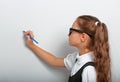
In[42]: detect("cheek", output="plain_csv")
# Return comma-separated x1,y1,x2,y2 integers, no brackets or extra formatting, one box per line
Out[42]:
69,34,80,46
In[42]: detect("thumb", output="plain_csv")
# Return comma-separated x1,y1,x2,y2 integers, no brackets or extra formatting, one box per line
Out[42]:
26,35,33,42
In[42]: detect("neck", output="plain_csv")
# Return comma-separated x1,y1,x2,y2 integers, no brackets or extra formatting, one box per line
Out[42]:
78,48,91,56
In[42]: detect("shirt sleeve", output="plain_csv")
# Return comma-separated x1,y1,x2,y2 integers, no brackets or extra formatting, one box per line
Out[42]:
64,52,77,71
82,66,96,82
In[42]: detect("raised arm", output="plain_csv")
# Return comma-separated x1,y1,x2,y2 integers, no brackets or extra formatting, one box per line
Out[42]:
24,30,65,67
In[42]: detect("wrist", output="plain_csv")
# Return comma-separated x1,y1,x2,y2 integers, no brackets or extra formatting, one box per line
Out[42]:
27,42,36,49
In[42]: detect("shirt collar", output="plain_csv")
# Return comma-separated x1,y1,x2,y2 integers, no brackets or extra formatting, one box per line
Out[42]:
76,51,95,64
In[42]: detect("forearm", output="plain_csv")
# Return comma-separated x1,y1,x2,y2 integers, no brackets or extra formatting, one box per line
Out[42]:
29,44,63,66
24,30,65,67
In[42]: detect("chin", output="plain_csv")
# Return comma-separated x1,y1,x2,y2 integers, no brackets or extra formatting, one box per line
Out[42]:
69,42,75,46
69,40,77,46
69,41,72,45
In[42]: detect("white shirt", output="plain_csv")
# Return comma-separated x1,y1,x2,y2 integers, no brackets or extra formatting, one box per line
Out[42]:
64,51,96,82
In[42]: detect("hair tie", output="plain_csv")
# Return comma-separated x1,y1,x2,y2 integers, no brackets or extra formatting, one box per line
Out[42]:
95,21,99,26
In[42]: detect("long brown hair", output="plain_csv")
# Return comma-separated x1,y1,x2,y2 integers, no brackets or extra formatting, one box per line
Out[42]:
76,15,111,82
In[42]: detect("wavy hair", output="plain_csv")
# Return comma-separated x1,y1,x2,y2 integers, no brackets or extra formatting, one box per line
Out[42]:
76,15,111,82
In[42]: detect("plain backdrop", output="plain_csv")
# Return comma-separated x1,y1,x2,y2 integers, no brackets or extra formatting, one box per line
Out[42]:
0,0,120,82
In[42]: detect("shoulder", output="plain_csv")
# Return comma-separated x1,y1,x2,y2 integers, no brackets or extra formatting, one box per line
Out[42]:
64,52,78,71
82,66,96,82
65,52,78,60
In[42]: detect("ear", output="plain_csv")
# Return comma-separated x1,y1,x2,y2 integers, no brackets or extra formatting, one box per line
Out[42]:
81,33,86,42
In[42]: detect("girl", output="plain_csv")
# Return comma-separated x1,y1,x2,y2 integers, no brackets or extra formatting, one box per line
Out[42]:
24,15,111,82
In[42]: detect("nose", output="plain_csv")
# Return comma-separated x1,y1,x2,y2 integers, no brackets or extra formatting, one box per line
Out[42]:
68,34,70,37
68,31,72,36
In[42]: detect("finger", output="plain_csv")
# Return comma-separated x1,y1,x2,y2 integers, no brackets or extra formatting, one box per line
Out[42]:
26,35,34,45
29,30,34,37
26,35,30,40
25,30,34,38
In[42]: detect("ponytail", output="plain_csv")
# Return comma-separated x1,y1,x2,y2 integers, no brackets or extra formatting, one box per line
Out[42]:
94,22,111,82
76,15,111,82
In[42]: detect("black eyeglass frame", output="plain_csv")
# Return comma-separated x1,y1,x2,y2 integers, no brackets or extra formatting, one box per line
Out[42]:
69,28,93,38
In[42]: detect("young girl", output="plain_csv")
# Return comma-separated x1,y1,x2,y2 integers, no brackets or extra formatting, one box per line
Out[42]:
24,15,111,82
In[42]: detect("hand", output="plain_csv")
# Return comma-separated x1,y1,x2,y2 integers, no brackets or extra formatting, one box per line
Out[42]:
24,30,35,48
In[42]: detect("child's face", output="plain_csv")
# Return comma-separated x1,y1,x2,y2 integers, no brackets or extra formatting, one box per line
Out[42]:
68,21,82,47
68,20,91,49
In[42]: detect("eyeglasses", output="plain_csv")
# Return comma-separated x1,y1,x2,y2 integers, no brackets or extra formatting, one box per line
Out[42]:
69,28,93,38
